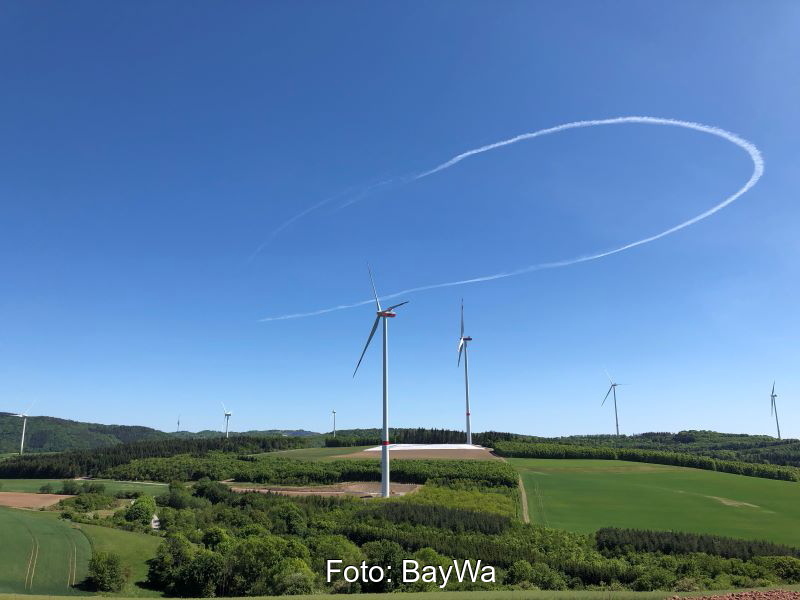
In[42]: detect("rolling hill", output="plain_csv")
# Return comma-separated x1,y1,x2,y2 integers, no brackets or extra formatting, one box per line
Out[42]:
0,413,317,454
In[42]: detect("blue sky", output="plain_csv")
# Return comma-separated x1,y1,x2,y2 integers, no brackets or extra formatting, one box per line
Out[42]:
1,1,799,438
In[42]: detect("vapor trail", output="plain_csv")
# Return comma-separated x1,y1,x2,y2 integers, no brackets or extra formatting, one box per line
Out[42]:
260,117,764,321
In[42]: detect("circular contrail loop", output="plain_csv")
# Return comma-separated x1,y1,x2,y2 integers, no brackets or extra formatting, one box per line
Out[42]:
261,117,763,321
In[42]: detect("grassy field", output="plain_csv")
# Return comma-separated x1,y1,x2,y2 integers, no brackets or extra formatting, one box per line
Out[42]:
0,507,90,595
510,458,800,545
269,445,372,460
78,522,162,597
2,584,799,600
0,478,168,496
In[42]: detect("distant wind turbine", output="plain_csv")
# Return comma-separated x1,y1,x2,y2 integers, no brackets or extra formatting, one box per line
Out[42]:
177,415,181,433
14,400,37,455
602,371,624,436
770,382,781,440
457,300,474,445
353,266,409,498
332,409,337,438
221,403,232,438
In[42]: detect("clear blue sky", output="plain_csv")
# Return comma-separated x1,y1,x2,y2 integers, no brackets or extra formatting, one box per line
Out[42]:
1,1,799,438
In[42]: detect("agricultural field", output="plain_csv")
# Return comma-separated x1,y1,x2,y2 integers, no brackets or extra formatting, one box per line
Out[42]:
0,507,90,595
77,522,162,597
269,445,371,460
510,458,800,546
0,478,167,496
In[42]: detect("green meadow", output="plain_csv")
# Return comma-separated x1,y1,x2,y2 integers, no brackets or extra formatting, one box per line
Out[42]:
0,507,90,595
269,445,372,460
510,458,800,546
77,522,162,596
0,478,167,496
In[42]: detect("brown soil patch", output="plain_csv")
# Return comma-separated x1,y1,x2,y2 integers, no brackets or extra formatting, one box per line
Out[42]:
348,447,500,461
670,591,800,600
230,482,420,498
0,492,70,509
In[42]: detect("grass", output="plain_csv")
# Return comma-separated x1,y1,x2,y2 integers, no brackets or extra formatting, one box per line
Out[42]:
268,445,372,461
2,584,799,600
0,507,91,595
510,458,800,546
0,478,168,496
77,522,162,597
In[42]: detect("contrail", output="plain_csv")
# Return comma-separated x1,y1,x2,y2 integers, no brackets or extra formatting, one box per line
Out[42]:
260,117,764,321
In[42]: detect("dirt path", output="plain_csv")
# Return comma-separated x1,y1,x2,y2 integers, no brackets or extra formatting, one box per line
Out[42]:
517,475,530,524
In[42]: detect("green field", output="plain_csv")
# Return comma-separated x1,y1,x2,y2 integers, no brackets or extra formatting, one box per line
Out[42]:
270,445,372,460
0,507,91,594
510,458,800,545
78,522,162,597
0,479,168,496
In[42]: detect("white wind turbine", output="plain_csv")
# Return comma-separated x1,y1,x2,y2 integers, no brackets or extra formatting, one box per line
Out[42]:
14,400,37,455
457,300,474,445
332,409,337,438
602,370,625,436
221,403,232,438
770,382,781,440
353,266,409,498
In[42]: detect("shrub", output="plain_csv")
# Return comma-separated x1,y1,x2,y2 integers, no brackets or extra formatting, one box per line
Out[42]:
87,551,126,592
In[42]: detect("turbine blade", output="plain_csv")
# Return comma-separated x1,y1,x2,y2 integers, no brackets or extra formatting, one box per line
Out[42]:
602,386,613,406
367,264,381,311
458,339,464,366
221,401,228,413
772,381,775,396
353,316,381,377
386,300,409,311
460,299,465,338
604,369,613,384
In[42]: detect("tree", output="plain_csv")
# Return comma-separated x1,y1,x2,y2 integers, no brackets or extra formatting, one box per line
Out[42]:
38,483,54,494
88,551,126,592
268,558,315,595
125,495,157,525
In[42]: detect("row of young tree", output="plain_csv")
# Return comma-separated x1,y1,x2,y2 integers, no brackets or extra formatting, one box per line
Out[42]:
595,527,800,561
493,441,800,482
101,454,520,487
324,428,522,447
0,435,308,478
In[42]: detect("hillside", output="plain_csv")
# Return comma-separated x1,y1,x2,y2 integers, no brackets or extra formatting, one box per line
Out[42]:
0,412,317,454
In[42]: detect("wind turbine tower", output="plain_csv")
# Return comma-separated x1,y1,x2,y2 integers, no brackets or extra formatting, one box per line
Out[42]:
14,401,36,455
332,409,337,438
177,415,181,433
221,403,232,438
457,300,474,445
602,371,623,436
14,413,29,455
353,266,408,498
770,382,782,440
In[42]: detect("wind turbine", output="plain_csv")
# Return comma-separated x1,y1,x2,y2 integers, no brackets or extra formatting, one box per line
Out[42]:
457,299,474,445
332,409,337,438
770,382,781,440
177,415,181,433
602,371,623,436
14,400,36,455
353,266,408,498
221,403,232,438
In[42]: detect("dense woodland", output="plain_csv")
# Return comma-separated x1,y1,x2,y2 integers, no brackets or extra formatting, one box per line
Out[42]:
0,436,307,478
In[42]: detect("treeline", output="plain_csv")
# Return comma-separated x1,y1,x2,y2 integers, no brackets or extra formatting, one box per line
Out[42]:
102,454,520,487
324,428,523,447
363,502,512,535
596,528,800,561
494,441,800,482
0,435,309,478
